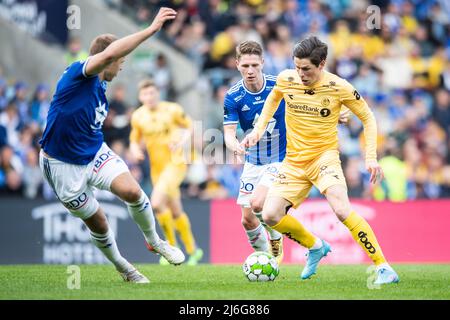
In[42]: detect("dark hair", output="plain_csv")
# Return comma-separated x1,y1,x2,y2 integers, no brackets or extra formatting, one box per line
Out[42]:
89,33,118,55
235,41,263,60
293,36,328,67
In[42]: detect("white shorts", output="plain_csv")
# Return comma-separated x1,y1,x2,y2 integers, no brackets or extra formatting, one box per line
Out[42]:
39,143,129,220
237,162,281,208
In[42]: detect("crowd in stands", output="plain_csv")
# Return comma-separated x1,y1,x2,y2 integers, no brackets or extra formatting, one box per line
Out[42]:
1,0,449,202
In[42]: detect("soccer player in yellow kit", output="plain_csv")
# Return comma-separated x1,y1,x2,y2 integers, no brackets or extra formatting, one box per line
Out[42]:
130,79,203,265
243,36,399,284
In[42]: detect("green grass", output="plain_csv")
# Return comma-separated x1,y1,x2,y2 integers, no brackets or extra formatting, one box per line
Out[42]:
0,264,449,300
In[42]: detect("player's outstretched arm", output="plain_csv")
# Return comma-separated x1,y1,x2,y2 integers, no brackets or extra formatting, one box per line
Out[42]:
242,89,282,148
341,85,382,184
351,109,382,183
85,7,177,76
224,124,246,156
129,111,145,162
129,142,145,162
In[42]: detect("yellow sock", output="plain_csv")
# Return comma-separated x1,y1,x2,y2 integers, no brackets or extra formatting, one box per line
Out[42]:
342,211,387,266
272,215,316,249
156,209,177,247
174,213,196,255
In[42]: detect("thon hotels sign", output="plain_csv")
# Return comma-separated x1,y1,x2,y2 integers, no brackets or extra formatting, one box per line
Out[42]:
31,202,128,264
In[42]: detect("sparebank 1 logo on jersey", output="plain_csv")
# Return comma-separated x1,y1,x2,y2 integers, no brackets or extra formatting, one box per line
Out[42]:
32,202,128,264
288,201,375,264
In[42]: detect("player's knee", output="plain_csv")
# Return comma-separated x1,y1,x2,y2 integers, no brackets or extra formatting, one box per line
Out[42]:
330,202,350,221
326,188,351,221
249,197,264,213
150,198,163,212
262,209,280,227
95,224,109,235
241,215,257,230
84,211,109,234
121,186,142,203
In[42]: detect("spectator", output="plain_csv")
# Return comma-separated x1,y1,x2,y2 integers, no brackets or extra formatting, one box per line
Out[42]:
375,137,408,202
64,36,88,66
440,62,450,91
0,78,7,111
432,89,450,135
103,84,130,146
263,38,293,76
0,101,22,147
208,24,240,68
150,53,173,100
1,0,448,201
413,26,435,58
0,145,23,195
175,20,210,69
428,47,447,88
281,0,303,40
12,81,30,123
352,63,381,99
30,83,50,130
22,148,42,199
0,124,6,149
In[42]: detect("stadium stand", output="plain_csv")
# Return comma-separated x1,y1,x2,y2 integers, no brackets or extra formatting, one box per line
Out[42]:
0,0,449,201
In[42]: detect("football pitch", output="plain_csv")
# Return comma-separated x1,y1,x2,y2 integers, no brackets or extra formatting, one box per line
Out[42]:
1,264,449,300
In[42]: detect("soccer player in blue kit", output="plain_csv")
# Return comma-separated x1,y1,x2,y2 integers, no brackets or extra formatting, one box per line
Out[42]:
224,41,350,277
39,8,184,283
223,41,286,263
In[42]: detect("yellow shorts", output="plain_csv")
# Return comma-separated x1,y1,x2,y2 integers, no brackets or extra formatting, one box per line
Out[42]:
268,150,347,208
151,164,187,199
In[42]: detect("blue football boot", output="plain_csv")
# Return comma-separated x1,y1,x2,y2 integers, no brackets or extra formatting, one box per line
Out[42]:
301,240,331,280
374,267,400,285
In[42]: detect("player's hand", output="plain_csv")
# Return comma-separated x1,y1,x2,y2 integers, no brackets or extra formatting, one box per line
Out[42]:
149,7,177,32
232,144,246,164
130,144,145,162
240,131,260,149
234,144,246,156
169,141,182,152
366,159,384,184
338,108,351,124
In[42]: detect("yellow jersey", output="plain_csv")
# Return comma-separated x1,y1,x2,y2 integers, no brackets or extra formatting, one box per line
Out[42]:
130,101,192,171
254,70,377,164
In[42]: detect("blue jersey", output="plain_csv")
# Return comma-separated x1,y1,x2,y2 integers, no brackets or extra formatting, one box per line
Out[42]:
223,74,286,165
40,59,109,165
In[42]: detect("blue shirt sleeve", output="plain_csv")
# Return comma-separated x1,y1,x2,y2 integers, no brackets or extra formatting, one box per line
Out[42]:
67,58,92,81
56,59,94,93
223,92,239,125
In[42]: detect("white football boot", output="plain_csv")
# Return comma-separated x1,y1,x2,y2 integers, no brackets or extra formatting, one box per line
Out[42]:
120,268,150,283
146,240,185,265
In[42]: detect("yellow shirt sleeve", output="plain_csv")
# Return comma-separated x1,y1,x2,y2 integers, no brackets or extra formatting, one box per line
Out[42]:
254,74,284,137
129,110,142,144
172,104,192,129
340,81,377,161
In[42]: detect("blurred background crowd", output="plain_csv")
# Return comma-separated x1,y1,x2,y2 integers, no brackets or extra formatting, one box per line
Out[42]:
0,0,449,202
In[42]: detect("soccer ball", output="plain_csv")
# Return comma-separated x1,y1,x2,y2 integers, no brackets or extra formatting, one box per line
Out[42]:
242,251,279,282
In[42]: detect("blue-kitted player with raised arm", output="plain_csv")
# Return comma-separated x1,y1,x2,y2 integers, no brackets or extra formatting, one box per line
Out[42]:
39,7,185,283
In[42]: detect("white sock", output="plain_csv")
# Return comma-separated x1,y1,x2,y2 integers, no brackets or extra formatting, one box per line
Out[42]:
254,211,282,240
90,230,132,273
126,191,161,246
246,224,269,252
310,238,323,250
